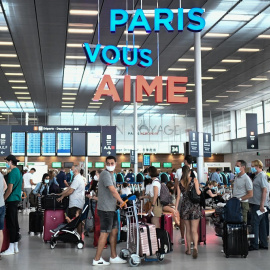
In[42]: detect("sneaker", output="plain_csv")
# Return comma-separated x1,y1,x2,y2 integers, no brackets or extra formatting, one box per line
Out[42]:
178,238,185,245
92,257,110,266
14,243,19,254
109,256,127,264
1,248,15,256
22,210,26,215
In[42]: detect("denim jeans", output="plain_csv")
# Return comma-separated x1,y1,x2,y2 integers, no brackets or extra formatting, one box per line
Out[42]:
250,204,268,249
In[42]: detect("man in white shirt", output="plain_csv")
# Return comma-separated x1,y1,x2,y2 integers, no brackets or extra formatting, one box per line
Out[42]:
22,168,36,214
58,166,85,236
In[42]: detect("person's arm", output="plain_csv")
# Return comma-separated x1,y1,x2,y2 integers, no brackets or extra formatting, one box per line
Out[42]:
241,190,253,201
3,179,7,191
108,185,125,206
149,185,159,214
33,183,41,195
194,178,201,195
174,177,179,194
53,177,59,186
30,179,36,186
22,179,24,190
57,187,74,202
260,187,267,212
207,189,217,198
175,185,181,210
4,183,13,201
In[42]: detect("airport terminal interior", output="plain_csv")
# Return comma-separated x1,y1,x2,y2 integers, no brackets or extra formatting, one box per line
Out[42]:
1,0,270,269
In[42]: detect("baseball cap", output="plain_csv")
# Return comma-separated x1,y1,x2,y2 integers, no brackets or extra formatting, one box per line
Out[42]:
5,155,20,163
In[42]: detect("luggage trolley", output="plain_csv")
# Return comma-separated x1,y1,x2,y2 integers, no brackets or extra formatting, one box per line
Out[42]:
120,198,164,267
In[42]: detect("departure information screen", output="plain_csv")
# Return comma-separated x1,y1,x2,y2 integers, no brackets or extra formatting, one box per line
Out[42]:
57,133,71,156
143,155,150,166
42,133,56,156
87,133,101,156
27,133,41,156
11,132,25,156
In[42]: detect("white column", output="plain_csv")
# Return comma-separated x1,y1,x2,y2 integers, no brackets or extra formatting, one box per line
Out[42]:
25,112,29,167
85,156,89,183
194,32,204,182
133,83,138,175
230,110,236,139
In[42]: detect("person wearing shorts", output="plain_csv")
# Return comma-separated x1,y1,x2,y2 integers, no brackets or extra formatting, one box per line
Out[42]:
0,172,7,259
93,156,127,266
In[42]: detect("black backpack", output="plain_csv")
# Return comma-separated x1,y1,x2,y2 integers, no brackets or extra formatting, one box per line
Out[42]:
116,173,124,183
224,197,243,223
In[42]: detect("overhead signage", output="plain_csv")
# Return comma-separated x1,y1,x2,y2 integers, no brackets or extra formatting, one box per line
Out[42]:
87,133,101,156
27,133,41,156
143,155,150,166
101,126,116,156
130,150,135,164
246,113,258,149
42,133,56,156
11,132,25,156
57,133,71,156
171,145,179,154
0,125,11,156
203,133,211,157
189,131,199,157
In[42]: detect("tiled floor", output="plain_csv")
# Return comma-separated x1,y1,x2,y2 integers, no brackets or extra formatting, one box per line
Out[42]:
0,214,269,269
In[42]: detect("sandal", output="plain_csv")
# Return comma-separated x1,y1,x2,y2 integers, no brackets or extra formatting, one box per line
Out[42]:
185,250,191,255
193,248,198,259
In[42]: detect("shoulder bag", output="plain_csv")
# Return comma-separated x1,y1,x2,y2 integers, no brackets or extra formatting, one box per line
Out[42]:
188,178,201,204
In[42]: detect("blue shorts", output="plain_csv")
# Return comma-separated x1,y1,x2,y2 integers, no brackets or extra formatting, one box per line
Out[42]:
0,205,5,230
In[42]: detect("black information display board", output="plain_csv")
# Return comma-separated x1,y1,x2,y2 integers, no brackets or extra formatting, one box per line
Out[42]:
72,133,86,156
101,126,116,156
246,113,258,149
189,131,199,157
0,126,11,156
203,133,211,157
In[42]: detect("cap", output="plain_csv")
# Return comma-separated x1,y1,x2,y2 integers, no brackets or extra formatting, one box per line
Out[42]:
5,155,20,163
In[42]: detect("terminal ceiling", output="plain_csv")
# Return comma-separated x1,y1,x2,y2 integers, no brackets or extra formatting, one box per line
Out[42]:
1,0,270,124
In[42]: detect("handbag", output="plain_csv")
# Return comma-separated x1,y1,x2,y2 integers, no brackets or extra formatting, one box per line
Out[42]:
188,179,201,204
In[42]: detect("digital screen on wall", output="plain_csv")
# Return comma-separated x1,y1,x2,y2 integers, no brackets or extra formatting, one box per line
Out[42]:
57,133,71,156
64,162,73,168
163,162,172,168
121,162,131,168
52,162,62,168
87,133,101,156
27,133,41,156
143,155,150,166
95,162,104,168
151,162,161,168
11,132,25,156
88,162,93,168
42,133,56,156
192,163,198,168
72,133,86,156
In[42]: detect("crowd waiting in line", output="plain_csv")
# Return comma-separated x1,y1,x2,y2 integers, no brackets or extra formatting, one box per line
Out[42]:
0,154,269,264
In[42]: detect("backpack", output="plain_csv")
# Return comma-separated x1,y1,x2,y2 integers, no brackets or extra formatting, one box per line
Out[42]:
116,173,124,183
159,172,170,183
160,182,173,206
220,172,228,185
224,197,243,223
136,172,144,183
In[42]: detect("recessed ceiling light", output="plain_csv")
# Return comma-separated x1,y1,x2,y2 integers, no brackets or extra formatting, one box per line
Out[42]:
107,66,126,70
216,96,228,98
66,43,82,47
190,47,212,51
99,98,105,101
62,93,77,95
124,30,148,35
238,48,261,52
187,83,195,86
62,97,76,100
66,55,86,59
222,59,242,63
202,77,214,80
88,106,100,108
118,44,140,48
17,97,31,99
204,33,230,38
0,26,8,31
237,84,252,87
1,64,20,67
12,86,28,89
2,112,13,115
68,28,94,34
63,87,78,90
226,90,240,93
223,14,253,21
0,41,13,46
206,100,219,102
9,80,26,83
208,69,227,72
0,54,17,57
178,58,194,62
68,23,94,27
5,73,23,76
61,105,74,108
168,68,187,71
70,10,98,16
14,92,29,95
250,77,268,81
89,102,102,105
257,35,270,39
186,90,193,92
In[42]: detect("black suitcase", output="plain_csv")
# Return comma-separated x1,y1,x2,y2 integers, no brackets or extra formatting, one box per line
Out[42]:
156,228,173,254
29,211,43,233
223,223,248,258
41,195,69,210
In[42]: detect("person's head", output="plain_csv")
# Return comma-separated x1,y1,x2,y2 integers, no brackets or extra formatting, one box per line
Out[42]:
48,170,55,179
184,155,193,166
80,169,84,176
251,159,263,174
106,155,117,172
216,168,221,174
206,181,215,189
123,182,128,188
166,181,174,194
129,169,133,173
5,155,19,168
172,168,176,173
148,166,159,178
42,173,50,184
182,165,192,189
60,167,65,171
235,160,247,174
70,165,75,174
30,168,36,174
73,166,80,176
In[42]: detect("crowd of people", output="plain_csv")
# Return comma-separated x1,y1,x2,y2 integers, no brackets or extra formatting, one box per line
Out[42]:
0,154,269,264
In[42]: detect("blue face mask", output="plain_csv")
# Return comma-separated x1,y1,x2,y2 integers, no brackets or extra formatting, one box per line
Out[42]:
234,166,241,174
251,167,257,174
45,179,49,184
145,175,151,179
6,163,10,169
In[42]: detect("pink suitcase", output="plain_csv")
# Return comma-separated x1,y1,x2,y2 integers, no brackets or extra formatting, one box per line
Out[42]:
198,209,206,244
1,219,9,252
139,223,158,257
43,210,65,242
160,214,173,243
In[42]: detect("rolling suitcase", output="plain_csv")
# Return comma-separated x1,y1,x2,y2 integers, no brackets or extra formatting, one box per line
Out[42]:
41,195,69,210
29,211,43,233
160,214,173,243
93,207,100,247
139,223,158,257
198,209,206,244
223,223,248,258
156,228,173,254
1,219,9,252
43,209,65,242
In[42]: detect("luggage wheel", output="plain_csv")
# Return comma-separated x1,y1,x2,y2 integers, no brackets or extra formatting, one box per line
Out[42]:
77,241,84,249
129,254,141,267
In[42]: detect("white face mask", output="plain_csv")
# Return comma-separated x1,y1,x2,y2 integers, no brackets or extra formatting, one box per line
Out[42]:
106,165,115,172
94,175,98,181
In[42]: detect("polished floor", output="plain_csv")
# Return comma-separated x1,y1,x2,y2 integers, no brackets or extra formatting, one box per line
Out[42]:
1,213,269,269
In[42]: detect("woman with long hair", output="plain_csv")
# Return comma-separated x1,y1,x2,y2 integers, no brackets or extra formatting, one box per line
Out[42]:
178,165,201,259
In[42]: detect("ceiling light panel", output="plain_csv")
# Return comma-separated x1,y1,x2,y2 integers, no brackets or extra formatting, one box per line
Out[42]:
250,77,268,81
69,10,98,16
67,43,82,47
0,41,13,45
9,80,26,83
190,47,212,51
68,29,94,34
238,48,261,52
5,73,23,76
0,54,17,57
208,69,227,72
223,14,253,21
66,55,86,59
1,64,20,67
221,59,242,63
206,100,219,102
0,26,8,31
178,58,194,62
204,33,230,38
12,86,28,89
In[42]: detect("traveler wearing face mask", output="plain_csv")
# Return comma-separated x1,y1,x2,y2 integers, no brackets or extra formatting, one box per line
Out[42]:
33,173,51,197
1,155,22,256
22,168,36,214
93,156,127,266
232,160,253,223
56,168,69,189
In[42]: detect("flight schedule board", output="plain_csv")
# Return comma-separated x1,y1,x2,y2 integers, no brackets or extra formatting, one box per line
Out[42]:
42,133,56,156
57,133,71,156
11,132,25,156
27,133,41,156
87,133,101,156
